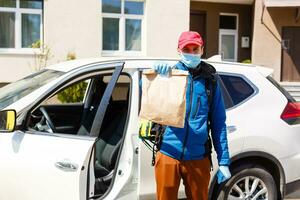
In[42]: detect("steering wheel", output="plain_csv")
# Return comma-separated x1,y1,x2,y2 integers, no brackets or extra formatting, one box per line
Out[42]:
39,107,57,133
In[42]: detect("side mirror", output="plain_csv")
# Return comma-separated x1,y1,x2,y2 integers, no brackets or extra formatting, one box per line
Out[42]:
0,110,16,132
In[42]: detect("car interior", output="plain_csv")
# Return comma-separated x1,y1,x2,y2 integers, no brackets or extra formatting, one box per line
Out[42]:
26,73,131,197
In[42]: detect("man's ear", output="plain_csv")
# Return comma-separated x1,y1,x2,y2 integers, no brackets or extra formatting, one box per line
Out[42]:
200,46,204,56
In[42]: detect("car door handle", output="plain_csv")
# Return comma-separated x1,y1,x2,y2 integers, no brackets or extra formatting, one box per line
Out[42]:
227,125,237,134
55,160,78,172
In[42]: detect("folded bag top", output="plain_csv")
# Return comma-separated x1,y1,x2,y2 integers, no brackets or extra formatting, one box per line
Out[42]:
142,69,189,76
139,69,189,128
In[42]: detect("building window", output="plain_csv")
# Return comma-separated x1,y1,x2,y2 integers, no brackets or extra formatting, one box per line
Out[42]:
101,0,144,55
218,13,238,62
0,0,42,50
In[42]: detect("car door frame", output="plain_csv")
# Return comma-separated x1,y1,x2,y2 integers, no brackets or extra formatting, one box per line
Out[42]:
16,62,125,198
19,62,124,131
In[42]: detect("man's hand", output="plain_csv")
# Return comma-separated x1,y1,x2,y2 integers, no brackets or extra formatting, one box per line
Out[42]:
153,62,172,76
217,165,231,184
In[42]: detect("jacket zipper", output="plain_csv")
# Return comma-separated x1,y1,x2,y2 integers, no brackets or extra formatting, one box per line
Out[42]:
192,96,201,119
180,77,193,160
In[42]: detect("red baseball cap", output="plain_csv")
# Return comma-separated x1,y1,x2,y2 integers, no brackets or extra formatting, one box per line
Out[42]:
178,31,204,50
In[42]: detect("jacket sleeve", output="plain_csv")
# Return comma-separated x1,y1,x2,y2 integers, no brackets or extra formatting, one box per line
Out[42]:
210,78,231,166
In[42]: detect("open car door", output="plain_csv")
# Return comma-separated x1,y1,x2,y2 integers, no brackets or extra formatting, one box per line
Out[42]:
0,131,95,200
0,63,125,200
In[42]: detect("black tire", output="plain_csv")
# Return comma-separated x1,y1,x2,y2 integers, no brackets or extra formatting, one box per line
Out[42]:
215,164,277,200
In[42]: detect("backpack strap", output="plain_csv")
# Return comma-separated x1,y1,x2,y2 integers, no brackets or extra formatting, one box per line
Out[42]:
205,73,218,171
205,74,218,107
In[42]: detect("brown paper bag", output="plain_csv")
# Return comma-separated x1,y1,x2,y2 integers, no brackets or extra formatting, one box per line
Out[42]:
139,69,189,128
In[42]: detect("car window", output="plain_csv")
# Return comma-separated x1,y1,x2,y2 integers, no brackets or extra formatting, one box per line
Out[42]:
27,71,130,135
267,76,295,102
44,79,90,104
219,74,255,108
104,75,130,101
0,69,64,110
99,74,130,132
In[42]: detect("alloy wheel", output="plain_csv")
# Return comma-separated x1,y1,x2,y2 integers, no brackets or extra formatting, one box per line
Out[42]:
227,176,268,200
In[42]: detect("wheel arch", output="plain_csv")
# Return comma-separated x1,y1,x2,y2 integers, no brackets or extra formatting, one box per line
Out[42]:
208,151,286,200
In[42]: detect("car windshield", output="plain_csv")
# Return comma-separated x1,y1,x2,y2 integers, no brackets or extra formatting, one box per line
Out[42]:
0,69,65,110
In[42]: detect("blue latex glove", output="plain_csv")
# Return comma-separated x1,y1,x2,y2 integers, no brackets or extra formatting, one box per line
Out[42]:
153,62,172,76
217,165,231,184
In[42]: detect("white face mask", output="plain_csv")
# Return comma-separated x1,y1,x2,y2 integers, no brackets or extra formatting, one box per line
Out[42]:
180,53,202,68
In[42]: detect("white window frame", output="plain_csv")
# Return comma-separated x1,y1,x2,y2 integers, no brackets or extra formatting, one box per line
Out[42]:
219,29,238,62
0,0,43,54
218,13,238,62
101,0,145,56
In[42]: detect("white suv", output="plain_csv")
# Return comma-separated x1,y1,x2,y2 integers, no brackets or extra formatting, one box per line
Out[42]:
0,58,299,200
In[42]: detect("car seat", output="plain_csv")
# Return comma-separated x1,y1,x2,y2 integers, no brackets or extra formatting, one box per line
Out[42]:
77,78,107,135
93,107,128,194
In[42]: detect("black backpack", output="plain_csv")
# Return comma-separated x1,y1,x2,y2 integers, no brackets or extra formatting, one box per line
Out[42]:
139,62,218,167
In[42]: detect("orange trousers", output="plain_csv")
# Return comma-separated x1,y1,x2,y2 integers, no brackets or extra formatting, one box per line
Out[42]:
155,152,211,200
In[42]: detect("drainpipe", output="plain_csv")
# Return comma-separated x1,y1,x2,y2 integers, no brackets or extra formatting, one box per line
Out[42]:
260,0,281,44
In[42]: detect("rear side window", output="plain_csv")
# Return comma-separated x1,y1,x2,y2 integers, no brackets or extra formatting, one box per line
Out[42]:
219,74,255,108
267,76,295,102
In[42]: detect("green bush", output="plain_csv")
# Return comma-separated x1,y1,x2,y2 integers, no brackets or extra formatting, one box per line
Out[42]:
67,52,76,60
57,81,88,103
56,52,86,103
242,59,251,64
30,40,41,48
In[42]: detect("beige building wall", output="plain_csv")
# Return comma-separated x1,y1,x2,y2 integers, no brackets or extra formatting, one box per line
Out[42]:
0,55,35,83
252,0,300,81
0,0,189,83
44,0,101,64
145,0,190,57
0,0,101,82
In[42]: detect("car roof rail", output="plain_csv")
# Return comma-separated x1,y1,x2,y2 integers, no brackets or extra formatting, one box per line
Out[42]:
207,55,222,62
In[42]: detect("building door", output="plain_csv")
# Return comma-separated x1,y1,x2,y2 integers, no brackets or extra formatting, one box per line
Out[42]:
282,27,300,82
219,29,238,61
190,11,206,58
219,13,238,62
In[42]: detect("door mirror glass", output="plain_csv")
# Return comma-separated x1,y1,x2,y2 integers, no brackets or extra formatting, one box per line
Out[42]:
0,110,16,132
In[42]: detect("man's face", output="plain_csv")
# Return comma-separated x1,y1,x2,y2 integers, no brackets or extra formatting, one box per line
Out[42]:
178,44,204,55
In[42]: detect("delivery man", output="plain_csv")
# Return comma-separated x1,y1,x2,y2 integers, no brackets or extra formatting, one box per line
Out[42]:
153,31,231,200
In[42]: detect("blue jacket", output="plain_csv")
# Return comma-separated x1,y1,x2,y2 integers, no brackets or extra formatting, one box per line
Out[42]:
159,61,230,166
